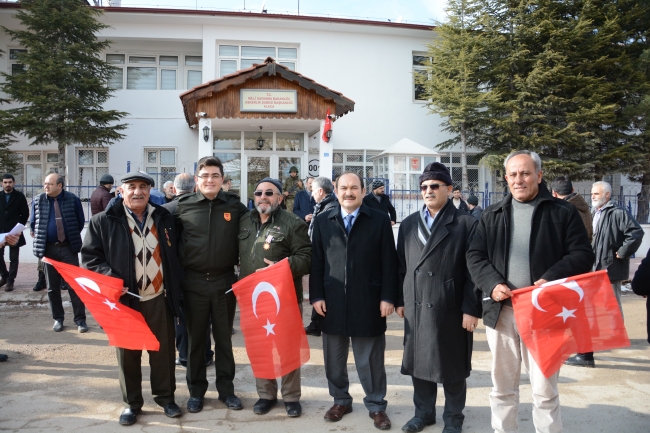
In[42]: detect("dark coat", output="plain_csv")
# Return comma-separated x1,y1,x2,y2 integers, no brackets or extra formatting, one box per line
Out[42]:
292,189,315,221
397,200,481,383
631,247,650,344
310,203,399,337
0,189,29,247
592,201,644,281
565,192,593,242
469,206,483,220
90,185,113,216
363,193,397,223
466,184,595,329
81,199,183,318
308,193,338,239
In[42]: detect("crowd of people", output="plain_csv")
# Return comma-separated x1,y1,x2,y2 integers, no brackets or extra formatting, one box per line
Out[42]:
0,150,648,433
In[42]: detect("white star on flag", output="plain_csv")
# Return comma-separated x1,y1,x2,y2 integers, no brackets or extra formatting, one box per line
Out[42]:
103,298,119,311
556,306,577,323
263,319,276,336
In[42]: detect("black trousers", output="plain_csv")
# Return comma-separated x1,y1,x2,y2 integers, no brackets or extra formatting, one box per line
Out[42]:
183,272,237,398
411,376,466,427
0,245,20,282
43,244,86,325
117,293,176,410
175,317,214,362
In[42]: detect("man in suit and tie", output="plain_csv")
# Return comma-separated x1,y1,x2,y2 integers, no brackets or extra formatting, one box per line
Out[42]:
310,172,399,430
396,163,481,433
0,174,30,292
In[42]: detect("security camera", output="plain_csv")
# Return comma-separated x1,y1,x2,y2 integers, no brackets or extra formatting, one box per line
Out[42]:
197,112,208,118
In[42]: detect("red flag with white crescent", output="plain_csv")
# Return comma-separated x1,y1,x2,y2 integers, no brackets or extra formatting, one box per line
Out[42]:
231,258,310,379
42,257,160,351
512,270,629,377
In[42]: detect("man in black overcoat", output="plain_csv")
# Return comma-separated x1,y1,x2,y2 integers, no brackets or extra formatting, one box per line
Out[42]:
310,172,398,430
363,179,397,225
396,163,481,433
0,174,30,292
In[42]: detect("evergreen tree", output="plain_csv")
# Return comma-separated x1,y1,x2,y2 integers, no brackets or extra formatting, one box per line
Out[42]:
422,0,499,192
1,0,127,178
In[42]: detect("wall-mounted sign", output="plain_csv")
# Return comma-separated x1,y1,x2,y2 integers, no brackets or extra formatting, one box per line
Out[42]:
240,89,298,113
308,159,320,177
410,157,421,171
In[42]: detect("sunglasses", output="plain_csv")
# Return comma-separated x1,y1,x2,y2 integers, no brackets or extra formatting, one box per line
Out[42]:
254,190,277,197
420,183,446,192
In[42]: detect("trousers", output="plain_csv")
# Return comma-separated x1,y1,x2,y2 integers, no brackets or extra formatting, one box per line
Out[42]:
486,306,562,433
411,376,466,427
43,244,86,325
0,245,20,282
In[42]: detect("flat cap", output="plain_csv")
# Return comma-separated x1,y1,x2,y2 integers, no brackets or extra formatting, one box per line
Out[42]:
121,172,155,186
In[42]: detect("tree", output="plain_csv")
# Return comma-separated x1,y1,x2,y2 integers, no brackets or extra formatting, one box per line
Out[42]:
421,0,499,192
1,0,127,179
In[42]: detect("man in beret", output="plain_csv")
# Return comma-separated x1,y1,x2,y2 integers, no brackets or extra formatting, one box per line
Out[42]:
82,172,184,426
238,177,311,417
363,180,397,225
396,163,480,433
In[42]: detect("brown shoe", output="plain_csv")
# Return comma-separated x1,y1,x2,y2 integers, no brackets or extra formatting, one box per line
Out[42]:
369,411,391,430
324,404,352,422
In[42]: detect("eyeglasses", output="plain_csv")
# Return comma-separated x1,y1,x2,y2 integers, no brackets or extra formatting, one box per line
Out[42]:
254,190,278,197
198,174,222,180
420,183,446,192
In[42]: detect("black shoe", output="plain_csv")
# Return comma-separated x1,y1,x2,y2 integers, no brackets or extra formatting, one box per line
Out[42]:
0,354,8,362
163,402,182,418
565,353,595,368
33,272,46,292
285,401,302,417
52,321,63,332
187,397,204,413
78,322,89,333
175,357,187,367
0,276,6,288
219,394,243,410
305,327,321,337
253,398,277,415
5,281,13,292
119,408,140,426
205,358,213,367
442,426,462,433
402,416,436,432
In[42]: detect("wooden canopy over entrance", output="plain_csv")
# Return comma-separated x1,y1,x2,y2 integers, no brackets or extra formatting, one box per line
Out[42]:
180,57,355,127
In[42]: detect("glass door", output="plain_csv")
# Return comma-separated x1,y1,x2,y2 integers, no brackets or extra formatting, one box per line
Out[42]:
245,153,271,204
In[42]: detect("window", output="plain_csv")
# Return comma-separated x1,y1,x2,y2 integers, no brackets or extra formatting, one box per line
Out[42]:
10,151,59,198
214,131,242,196
144,149,177,187
413,53,429,101
107,53,201,90
441,152,480,191
331,150,380,180
218,44,298,77
8,48,27,75
77,148,109,186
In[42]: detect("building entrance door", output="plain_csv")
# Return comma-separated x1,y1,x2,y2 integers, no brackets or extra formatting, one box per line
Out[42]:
243,152,304,205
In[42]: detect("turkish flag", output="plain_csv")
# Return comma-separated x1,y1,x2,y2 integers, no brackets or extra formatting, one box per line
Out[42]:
42,257,160,351
231,258,310,379
322,108,332,142
512,270,629,377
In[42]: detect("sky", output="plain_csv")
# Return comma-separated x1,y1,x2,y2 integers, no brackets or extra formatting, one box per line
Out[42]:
114,0,449,25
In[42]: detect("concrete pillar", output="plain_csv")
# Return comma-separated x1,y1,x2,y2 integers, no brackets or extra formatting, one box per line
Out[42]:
319,119,333,180
198,118,212,159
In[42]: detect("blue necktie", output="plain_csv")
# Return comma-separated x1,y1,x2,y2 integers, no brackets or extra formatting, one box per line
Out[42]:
345,214,354,235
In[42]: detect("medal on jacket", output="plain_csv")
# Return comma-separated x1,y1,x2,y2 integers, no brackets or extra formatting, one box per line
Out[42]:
164,228,171,246
263,234,273,250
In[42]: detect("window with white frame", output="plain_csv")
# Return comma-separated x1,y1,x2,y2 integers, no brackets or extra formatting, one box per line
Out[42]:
107,54,202,90
332,150,380,180
413,53,429,101
77,148,109,187
218,45,298,77
144,148,177,187
8,48,27,75
440,153,480,191
11,151,59,191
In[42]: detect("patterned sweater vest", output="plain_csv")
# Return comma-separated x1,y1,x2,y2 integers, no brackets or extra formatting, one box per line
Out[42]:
124,204,164,302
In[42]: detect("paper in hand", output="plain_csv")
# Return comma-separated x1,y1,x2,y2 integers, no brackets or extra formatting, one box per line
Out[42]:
0,223,27,244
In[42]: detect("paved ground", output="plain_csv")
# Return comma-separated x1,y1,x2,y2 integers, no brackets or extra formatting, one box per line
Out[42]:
1,262,649,432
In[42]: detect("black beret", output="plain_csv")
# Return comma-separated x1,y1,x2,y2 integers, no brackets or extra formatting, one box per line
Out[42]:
419,162,453,186
255,177,283,194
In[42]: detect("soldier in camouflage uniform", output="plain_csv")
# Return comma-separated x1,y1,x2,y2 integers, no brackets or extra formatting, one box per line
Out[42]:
282,166,303,214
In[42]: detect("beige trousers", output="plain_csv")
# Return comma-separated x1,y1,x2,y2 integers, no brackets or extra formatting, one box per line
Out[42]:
486,306,562,433
255,301,303,402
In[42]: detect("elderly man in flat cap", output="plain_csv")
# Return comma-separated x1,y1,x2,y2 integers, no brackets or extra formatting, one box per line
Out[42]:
82,172,184,426
363,179,397,225
396,163,481,433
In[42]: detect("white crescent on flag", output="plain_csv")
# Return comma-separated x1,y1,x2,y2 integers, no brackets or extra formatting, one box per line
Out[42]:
252,281,281,319
75,277,101,296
